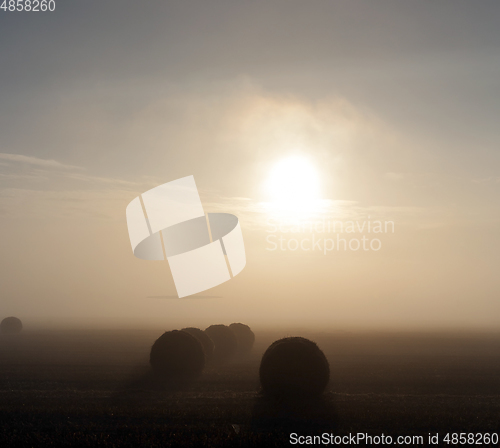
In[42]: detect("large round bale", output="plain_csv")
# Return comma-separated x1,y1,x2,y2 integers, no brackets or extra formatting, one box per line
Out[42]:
150,330,205,380
0,317,23,334
229,323,255,355
204,324,238,364
181,327,214,362
260,337,330,399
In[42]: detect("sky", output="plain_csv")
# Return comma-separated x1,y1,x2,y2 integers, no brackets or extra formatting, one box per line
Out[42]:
0,0,499,331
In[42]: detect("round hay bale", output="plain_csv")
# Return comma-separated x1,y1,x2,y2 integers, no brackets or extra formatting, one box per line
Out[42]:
204,324,238,364
181,327,214,361
229,323,255,355
0,317,23,334
259,337,329,399
149,330,205,379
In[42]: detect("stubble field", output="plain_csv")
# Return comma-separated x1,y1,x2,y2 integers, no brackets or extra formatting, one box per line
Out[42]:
1,329,499,446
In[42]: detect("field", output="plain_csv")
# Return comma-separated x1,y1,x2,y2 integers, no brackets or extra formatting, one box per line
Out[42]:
1,329,499,446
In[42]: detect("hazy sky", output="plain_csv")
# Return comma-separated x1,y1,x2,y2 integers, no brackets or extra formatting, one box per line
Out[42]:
1,1,499,330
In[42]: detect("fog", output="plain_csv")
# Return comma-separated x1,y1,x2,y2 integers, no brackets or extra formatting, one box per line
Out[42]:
1,1,499,331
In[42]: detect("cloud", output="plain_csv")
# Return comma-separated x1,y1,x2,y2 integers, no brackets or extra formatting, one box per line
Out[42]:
0,153,82,170
0,187,134,221
146,295,222,299
0,152,156,194
65,173,141,187
0,173,49,181
472,177,500,184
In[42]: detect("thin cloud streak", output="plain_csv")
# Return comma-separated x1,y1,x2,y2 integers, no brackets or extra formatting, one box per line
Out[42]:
0,153,83,170
146,295,222,299
65,173,141,187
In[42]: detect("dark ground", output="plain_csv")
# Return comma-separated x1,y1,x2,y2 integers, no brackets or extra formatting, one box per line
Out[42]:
1,329,499,447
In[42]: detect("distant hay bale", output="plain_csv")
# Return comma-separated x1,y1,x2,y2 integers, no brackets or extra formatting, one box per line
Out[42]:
204,324,238,364
181,327,214,361
259,337,330,399
149,330,205,379
229,323,255,355
0,317,23,334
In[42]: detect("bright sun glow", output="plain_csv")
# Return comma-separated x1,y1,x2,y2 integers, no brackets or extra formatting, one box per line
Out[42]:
265,156,321,217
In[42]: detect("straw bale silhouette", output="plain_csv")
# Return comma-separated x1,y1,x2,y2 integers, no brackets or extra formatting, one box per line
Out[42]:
1,317,23,334
204,324,237,364
149,330,205,380
181,327,214,362
259,337,329,398
229,322,255,355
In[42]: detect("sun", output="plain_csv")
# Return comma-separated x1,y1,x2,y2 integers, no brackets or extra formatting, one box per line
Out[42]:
265,156,321,216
